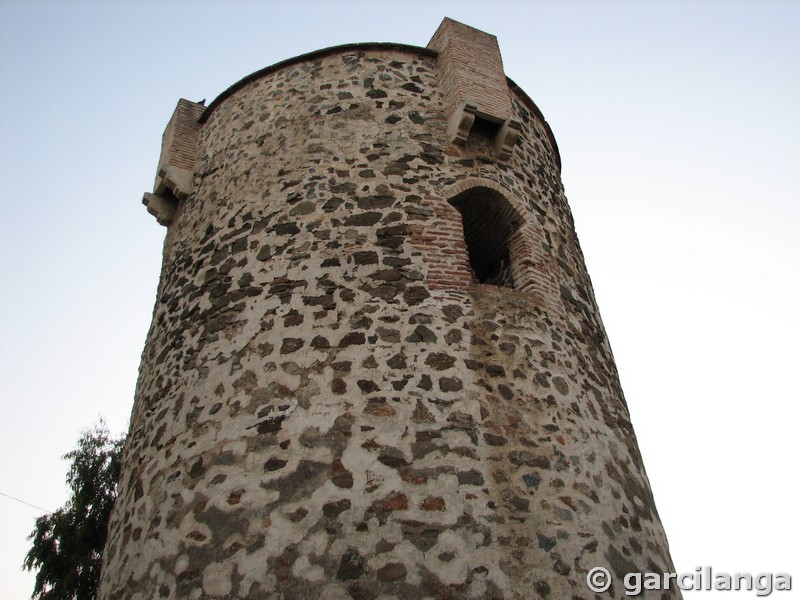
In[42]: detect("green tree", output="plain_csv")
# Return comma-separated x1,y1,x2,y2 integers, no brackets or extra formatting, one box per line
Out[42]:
23,421,124,600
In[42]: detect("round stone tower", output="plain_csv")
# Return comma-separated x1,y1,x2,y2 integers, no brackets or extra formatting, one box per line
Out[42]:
100,19,678,600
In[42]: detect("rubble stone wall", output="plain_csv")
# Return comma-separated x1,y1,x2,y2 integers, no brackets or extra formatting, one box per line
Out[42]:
100,39,677,600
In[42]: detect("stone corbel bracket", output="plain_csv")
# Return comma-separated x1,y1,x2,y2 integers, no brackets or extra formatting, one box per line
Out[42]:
496,118,521,161
142,192,177,227
143,99,204,226
448,101,477,145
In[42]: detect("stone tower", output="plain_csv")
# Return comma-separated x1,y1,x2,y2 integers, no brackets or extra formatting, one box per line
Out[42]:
100,19,678,600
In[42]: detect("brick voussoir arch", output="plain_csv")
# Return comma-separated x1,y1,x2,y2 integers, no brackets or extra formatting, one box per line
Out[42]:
442,177,517,204
421,177,564,320
437,177,526,281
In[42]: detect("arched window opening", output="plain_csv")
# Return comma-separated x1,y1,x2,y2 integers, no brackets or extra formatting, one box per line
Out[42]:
448,187,522,288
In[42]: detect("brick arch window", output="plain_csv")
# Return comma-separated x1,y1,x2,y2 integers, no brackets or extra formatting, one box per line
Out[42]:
448,186,523,288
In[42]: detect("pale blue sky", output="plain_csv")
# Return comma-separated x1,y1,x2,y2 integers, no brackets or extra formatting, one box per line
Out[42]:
1,1,798,597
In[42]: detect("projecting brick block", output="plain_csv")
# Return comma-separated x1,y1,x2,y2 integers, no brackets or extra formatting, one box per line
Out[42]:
147,99,204,225
428,19,521,159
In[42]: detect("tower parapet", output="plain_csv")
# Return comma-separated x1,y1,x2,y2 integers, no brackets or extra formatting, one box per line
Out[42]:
101,18,678,600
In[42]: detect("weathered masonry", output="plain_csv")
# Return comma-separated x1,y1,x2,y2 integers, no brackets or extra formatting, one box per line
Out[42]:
101,18,679,600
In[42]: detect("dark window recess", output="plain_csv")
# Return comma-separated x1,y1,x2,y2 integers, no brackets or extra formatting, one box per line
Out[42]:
469,116,502,142
449,187,521,288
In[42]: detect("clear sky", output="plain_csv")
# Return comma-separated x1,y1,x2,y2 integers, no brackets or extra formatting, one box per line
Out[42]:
1,1,797,597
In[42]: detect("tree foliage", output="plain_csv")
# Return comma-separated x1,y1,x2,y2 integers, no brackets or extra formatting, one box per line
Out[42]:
23,421,124,600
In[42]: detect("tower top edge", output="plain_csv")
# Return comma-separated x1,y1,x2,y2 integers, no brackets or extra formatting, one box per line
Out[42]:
198,43,436,124
194,19,560,171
